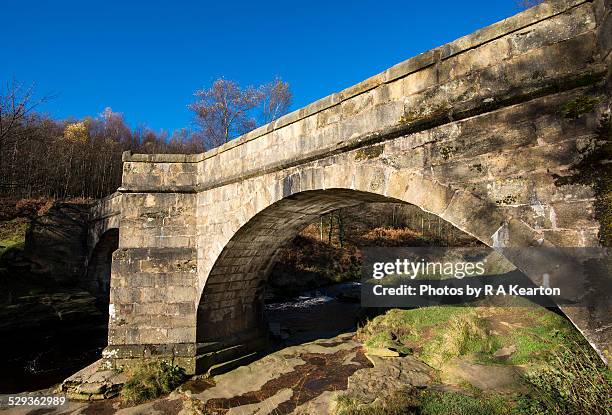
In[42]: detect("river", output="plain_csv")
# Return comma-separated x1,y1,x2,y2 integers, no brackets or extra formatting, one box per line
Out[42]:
0,282,365,395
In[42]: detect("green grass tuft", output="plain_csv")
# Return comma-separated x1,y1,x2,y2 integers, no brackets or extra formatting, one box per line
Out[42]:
0,218,28,257
121,360,186,404
420,391,507,415
490,308,578,365
358,306,496,367
420,310,495,368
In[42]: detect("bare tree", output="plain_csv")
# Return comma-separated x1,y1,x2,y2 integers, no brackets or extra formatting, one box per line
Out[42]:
189,77,292,149
189,78,262,148
260,78,292,124
0,80,55,193
0,80,50,157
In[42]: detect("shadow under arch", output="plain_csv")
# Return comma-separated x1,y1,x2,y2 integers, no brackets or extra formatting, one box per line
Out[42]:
85,228,119,309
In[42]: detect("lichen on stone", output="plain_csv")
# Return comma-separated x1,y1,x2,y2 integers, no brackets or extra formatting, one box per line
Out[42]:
398,104,451,126
495,195,518,205
439,145,456,161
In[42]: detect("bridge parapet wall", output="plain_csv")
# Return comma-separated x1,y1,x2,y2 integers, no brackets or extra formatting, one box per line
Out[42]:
125,0,601,193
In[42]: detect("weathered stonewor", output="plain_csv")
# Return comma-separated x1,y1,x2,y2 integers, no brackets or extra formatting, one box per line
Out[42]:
92,0,611,374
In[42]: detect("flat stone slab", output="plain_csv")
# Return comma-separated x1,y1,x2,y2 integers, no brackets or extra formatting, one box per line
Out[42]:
440,359,527,393
364,346,400,358
60,359,127,400
346,355,436,404
177,334,371,414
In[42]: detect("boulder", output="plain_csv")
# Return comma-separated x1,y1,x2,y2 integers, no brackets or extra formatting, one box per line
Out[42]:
493,344,517,359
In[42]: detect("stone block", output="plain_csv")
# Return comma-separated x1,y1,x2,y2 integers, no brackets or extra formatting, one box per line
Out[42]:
543,228,600,246
138,328,170,344
167,327,196,343
597,7,612,58
548,200,598,229
506,3,595,56
439,0,587,59
384,49,438,82
389,173,456,216
440,191,506,245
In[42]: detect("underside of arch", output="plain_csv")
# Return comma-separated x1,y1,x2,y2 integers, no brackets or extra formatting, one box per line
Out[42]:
194,184,510,343
196,190,398,342
85,228,119,308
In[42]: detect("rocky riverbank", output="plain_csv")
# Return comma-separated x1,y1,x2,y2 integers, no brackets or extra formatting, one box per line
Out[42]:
4,292,609,415
0,333,435,415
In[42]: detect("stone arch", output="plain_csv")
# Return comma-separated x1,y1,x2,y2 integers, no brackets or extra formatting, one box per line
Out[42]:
85,228,119,308
195,171,542,344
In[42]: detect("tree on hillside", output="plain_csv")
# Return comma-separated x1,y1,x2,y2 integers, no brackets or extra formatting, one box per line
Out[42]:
189,77,292,149
99,107,132,143
0,81,55,195
1,76,290,200
0,81,50,167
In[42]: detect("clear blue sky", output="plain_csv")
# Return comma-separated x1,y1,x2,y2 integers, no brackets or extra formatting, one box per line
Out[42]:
2,0,524,134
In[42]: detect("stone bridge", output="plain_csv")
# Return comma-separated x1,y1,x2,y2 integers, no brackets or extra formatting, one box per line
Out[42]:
88,0,611,374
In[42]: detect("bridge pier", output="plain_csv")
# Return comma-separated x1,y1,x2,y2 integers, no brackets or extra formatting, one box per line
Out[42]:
102,190,201,373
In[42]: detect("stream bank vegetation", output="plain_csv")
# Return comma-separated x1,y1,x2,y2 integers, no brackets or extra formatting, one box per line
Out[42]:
341,298,611,415
0,218,28,257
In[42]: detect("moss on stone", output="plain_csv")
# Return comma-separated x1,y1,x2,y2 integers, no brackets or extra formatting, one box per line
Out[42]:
355,145,384,161
399,111,420,125
560,96,602,118
573,72,602,88
0,218,28,257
